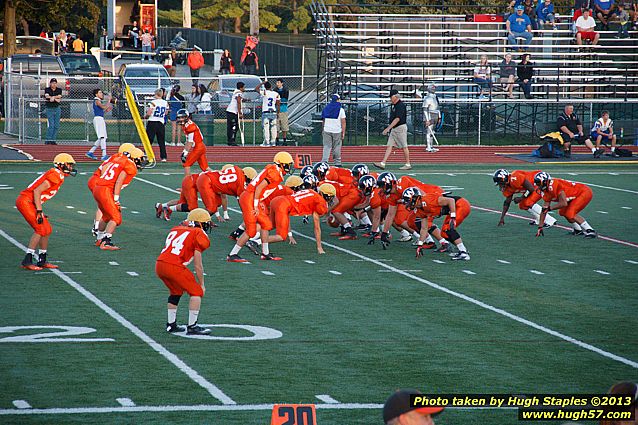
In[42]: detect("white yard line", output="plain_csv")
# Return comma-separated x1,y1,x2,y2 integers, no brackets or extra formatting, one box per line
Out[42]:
472,205,638,249
461,270,476,275
561,260,576,264
625,260,638,265
315,395,340,404
496,260,511,264
138,176,638,370
12,400,31,409
116,398,136,407
261,271,275,276
329,270,342,275
574,181,638,195
594,270,611,275
432,259,446,264
0,228,236,405
304,260,315,264
109,261,119,266
126,271,139,277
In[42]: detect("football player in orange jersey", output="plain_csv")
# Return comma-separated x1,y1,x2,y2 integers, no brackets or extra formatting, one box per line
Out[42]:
533,172,597,238
197,165,256,219
93,147,147,250
403,187,471,260
16,153,76,270
266,183,332,254
243,175,303,255
493,169,556,227
227,151,294,262
156,208,212,335
176,109,213,176
371,172,442,249
89,143,136,236
154,172,201,221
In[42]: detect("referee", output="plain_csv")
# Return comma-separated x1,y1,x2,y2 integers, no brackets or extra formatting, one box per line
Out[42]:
145,89,169,162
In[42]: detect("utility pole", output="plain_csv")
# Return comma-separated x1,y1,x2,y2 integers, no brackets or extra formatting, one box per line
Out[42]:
183,0,191,28
249,0,259,35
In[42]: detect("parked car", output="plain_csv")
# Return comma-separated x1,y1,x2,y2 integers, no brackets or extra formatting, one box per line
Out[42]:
0,36,55,55
112,63,174,117
6,54,106,100
208,74,262,118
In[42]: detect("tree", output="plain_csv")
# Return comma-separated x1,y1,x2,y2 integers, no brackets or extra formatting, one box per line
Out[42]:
286,0,312,34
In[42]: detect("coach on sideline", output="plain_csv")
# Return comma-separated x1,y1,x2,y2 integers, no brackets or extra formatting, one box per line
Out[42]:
383,389,444,425
374,89,412,171
321,94,346,166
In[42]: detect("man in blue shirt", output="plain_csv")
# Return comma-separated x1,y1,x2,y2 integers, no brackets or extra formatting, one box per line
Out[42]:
506,5,534,50
275,78,290,145
595,0,617,29
537,0,556,27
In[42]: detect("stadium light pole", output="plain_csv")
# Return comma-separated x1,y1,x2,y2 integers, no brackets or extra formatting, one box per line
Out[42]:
250,0,259,35
183,0,191,28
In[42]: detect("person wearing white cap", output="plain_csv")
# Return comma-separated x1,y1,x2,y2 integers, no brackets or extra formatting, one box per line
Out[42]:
321,94,346,166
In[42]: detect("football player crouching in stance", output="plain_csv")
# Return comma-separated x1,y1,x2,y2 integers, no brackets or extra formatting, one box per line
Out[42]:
402,187,471,261
533,172,596,238
264,180,333,254
156,208,212,335
493,169,556,228
16,153,76,270
88,143,136,236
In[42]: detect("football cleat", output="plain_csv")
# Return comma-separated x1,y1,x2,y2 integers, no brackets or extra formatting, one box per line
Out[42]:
413,241,436,248
162,207,172,221
398,234,413,242
226,254,248,263
85,152,98,160
166,322,185,333
583,229,597,238
355,223,371,231
435,243,451,253
260,253,282,261
330,226,347,237
91,227,98,237
228,228,244,241
21,263,43,271
100,238,121,251
245,240,260,256
155,203,163,218
187,324,211,335
451,251,471,261
101,154,109,161
36,254,58,269
568,229,584,236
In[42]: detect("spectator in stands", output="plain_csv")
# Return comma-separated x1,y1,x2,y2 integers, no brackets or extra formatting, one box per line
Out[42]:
473,55,493,99
129,21,140,48
374,90,412,171
187,84,200,114
499,53,517,98
140,29,153,62
168,85,185,146
630,1,638,29
188,47,205,86
507,5,534,51
220,49,234,74
72,36,84,53
321,94,346,166
558,104,599,157
575,9,600,45
383,389,444,425
590,110,618,156
196,84,212,115
44,78,62,145
522,0,539,29
164,49,177,77
57,30,69,53
241,47,259,75
517,53,534,99
616,3,631,37
572,0,593,33
275,78,290,145
537,0,557,28
595,0,617,29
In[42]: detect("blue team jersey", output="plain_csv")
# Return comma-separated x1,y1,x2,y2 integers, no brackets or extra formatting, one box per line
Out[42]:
93,98,104,118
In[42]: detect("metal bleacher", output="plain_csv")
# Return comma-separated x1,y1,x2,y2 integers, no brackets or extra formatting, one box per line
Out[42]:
311,3,638,102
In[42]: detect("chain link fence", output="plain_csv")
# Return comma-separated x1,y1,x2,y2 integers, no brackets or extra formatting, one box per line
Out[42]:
5,72,638,146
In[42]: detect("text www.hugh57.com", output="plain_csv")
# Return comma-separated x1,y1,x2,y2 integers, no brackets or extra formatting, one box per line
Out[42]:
519,408,634,421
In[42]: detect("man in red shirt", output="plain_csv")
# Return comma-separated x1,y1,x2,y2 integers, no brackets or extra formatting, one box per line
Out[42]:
92,147,146,250
227,151,294,262
156,208,212,335
493,169,556,227
177,109,212,176
16,153,76,270
187,47,205,86
534,172,596,238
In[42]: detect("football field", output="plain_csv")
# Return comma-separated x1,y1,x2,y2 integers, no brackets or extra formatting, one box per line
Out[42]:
0,162,637,425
